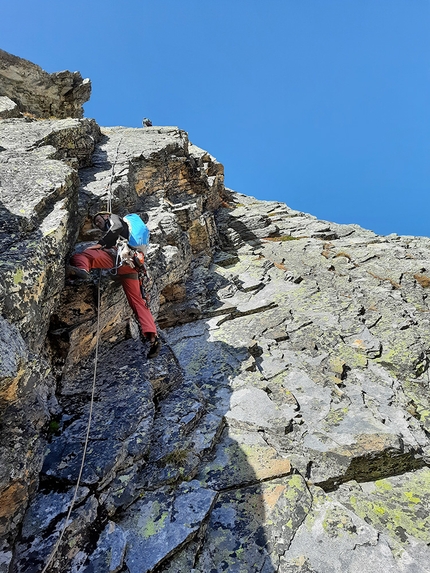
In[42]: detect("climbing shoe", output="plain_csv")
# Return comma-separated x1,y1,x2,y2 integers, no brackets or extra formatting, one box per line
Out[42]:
66,266,91,280
147,336,162,359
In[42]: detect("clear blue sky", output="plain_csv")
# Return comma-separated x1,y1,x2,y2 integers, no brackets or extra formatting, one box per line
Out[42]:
2,1,429,236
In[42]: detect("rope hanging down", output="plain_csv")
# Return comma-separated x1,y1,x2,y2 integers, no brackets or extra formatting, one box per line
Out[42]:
41,274,102,573
106,137,122,214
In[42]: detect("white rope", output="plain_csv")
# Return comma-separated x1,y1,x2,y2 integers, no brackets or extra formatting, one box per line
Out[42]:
106,138,122,213
41,275,102,573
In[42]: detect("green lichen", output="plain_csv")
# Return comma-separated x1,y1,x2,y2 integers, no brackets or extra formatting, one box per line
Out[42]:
13,269,24,285
141,502,169,539
346,469,430,546
322,505,358,538
182,347,208,377
374,505,386,515
375,479,393,492
285,474,305,500
418,409,430,422
404,491,420,504
375,338,421,377
322,407,348,428
234,547,244,557
239,444,256,459
335,344,368,369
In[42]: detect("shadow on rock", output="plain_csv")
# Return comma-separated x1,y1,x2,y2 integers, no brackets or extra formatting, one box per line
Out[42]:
12,302,310,573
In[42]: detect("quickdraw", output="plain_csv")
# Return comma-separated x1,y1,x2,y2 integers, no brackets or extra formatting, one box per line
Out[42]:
137,262,152,308
116,236,135,268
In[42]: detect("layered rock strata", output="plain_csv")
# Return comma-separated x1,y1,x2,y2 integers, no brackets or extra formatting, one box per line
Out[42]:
1,55,430,573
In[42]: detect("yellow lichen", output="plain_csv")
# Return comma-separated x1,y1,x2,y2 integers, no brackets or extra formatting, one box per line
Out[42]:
13,269,24,285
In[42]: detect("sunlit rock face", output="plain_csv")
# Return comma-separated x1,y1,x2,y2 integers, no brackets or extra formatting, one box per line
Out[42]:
1,53,430,573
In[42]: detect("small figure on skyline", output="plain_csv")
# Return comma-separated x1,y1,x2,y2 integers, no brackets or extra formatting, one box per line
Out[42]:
142,117,152,127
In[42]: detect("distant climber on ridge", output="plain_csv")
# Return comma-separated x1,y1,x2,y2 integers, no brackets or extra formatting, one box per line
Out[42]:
67,212,161,359
142,117,152,127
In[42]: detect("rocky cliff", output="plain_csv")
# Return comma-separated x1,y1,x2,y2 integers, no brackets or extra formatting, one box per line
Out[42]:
1,50,430,573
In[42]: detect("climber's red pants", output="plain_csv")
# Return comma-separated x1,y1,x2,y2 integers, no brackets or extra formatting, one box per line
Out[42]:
70,248,157,338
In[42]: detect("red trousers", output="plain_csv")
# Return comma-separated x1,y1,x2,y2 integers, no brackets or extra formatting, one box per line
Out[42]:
70,248,157,338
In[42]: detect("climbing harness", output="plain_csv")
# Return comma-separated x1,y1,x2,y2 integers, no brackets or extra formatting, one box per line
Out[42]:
110,237,142,273
101,211,150,276
111,237,152,307
41,274,103,573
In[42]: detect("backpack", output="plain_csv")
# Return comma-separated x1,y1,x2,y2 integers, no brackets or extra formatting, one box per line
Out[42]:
123,214,150,252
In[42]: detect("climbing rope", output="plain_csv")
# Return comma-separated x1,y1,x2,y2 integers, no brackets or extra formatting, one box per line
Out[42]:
106,137,123,213
41,273,102,573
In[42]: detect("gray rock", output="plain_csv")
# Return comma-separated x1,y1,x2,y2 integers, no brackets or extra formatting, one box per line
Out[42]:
118,480,217,573
192,475,312,573
0,49,91,118
225,386,296,433
0,96,19,119
281,492,403,573
42,340,154,486
20,487,90,540
14,493,98,573
79,521,127,573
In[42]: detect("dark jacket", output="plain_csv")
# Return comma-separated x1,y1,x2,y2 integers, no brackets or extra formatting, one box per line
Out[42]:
98,214,129,248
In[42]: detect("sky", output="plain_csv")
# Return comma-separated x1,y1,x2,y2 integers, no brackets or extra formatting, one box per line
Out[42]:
1,0,429,237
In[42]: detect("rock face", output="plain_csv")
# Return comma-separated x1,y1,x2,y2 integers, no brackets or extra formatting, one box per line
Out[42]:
0,49,91,119
1,54,430,573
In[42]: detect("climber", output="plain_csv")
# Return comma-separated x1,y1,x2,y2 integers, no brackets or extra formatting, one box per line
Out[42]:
67,212,162,359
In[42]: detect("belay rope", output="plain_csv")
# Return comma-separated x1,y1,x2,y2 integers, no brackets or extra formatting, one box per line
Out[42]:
42,137,150,569
106,137,122,214
42,259,150,570
41,138,123,570
104,137,152,310
41,274,103,573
